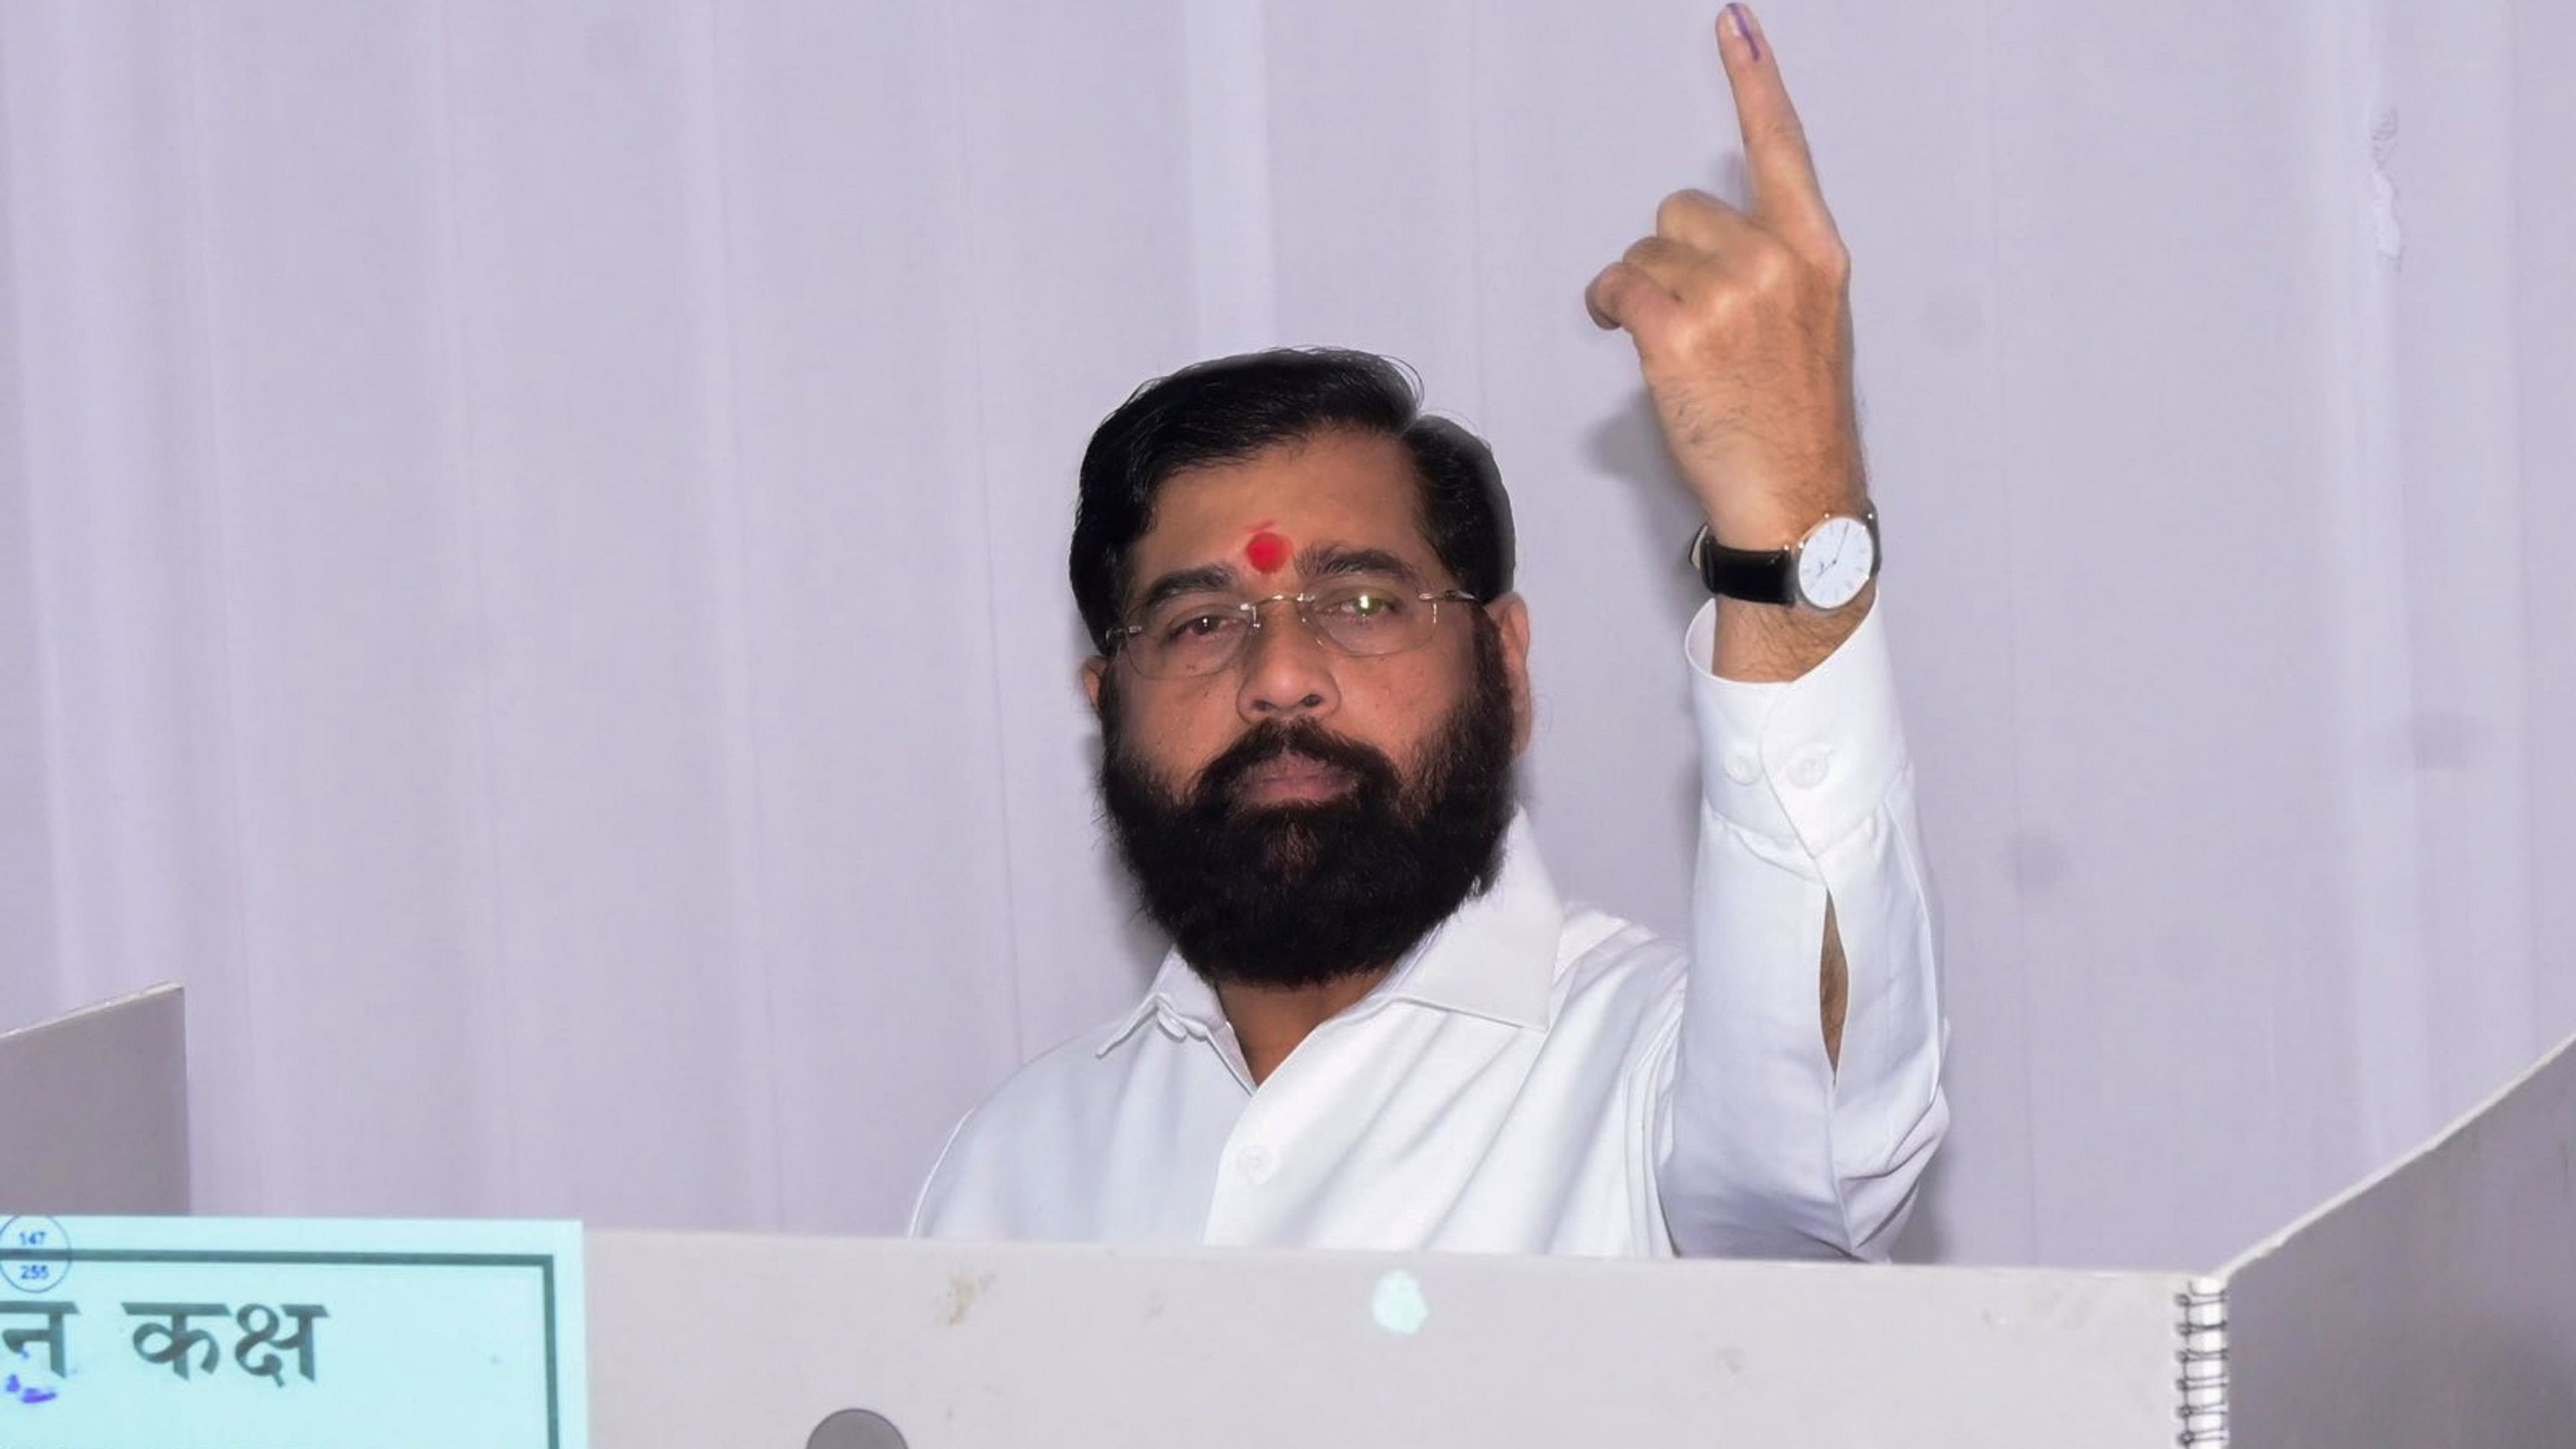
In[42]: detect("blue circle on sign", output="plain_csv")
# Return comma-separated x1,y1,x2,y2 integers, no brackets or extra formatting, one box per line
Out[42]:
0,1217,73,1295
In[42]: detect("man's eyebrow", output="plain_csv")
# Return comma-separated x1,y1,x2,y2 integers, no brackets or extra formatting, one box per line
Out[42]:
1134,562,1240,616
1300,544,1430,587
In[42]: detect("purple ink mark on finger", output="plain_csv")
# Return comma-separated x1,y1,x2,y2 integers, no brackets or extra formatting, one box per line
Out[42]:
1729,5,1763,62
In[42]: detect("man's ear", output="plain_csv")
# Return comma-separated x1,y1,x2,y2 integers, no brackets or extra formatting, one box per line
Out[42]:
1081,656,1108,716
1487,594,1534,756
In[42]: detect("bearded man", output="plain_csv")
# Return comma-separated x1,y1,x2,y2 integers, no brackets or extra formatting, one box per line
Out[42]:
911,5,1946,1260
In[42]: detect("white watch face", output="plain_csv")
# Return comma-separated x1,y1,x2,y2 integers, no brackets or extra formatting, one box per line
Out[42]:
1795,515,1876,609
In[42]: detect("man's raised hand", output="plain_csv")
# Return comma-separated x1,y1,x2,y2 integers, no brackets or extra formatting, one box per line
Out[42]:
1584,5,1865,566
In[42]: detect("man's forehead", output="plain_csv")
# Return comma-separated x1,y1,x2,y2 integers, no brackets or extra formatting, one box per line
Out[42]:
1134,433,1432,570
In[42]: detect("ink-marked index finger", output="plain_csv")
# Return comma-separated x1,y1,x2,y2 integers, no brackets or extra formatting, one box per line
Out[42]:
1717,5,1835,244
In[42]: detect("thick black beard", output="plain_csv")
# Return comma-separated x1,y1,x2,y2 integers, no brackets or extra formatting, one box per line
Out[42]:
1097,619,1518,992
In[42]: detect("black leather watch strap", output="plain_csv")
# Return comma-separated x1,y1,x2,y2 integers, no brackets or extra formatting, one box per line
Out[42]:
1689,530,1798,604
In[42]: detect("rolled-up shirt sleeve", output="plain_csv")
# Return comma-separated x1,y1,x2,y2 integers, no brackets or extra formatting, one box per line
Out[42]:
1652,595,1949,1260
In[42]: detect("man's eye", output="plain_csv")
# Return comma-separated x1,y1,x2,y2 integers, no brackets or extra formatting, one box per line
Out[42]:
1325,591,1403,620
1164,612,1238,642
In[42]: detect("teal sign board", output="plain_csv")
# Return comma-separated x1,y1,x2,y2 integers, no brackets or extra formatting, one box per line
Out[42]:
0,1214,584,1448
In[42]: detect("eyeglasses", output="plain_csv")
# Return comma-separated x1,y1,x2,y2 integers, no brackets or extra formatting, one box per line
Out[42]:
1108,579,1481,680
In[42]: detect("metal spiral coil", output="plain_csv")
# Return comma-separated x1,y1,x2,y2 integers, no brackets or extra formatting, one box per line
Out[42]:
2175,1278,2230,1446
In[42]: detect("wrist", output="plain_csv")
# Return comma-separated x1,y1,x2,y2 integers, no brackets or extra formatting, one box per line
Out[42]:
1697,487,1868,552
1709,582,1874,683
1689,448,1866,550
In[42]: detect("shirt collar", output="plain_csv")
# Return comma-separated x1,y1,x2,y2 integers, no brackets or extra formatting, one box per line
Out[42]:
1096,810,1562,1056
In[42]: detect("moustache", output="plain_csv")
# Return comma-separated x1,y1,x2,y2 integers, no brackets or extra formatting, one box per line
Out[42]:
1190,719,1402,814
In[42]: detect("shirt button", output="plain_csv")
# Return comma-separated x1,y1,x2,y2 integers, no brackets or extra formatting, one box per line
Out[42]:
1722,746,1761,785
1234,1144,1279,1185
1786,744,1834,790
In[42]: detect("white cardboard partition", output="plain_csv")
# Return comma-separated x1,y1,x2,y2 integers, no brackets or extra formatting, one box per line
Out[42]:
10,990,2574,1446
2224,1032,2576,1448
584,1030,2576,1448
587,1233,2188,1448
0,984,190,1214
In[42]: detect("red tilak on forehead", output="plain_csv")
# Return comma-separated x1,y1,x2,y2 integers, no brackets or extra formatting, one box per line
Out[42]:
1245,530,1291,574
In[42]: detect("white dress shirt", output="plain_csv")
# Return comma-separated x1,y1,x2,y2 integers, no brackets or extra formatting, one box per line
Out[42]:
912,601,1947,1258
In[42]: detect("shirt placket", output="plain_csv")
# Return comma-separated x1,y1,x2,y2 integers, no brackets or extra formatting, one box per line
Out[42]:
1203,1084,1294,1244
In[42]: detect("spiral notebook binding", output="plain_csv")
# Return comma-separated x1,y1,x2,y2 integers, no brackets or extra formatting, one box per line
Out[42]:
2175,1277,2230,1446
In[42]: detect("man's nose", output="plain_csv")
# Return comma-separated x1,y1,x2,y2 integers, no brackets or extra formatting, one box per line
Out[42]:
1236,602,1339,723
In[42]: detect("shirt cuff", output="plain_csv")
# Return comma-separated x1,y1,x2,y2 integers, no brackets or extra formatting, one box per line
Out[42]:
1683,595,1909,856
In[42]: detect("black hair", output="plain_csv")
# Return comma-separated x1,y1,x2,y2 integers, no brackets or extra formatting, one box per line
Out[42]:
1069,347,1515,653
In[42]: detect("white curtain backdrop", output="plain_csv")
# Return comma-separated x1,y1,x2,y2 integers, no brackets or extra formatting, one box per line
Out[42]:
3,0,2567,1270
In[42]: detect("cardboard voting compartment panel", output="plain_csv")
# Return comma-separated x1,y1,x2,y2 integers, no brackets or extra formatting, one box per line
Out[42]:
590,1232,2189,1449
2226,1030,2576,1447
0,985,189,1214
0,1215,587,1448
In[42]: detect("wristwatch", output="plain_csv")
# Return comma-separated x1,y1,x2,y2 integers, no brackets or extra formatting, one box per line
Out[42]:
1689,505,1881,610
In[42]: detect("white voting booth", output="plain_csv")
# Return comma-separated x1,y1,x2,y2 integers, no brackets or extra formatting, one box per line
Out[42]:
591,1034,2576,1448
7,987,2571,1446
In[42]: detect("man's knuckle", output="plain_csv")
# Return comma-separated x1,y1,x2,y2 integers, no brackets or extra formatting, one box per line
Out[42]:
1809,235,1853,285
1741,239,1795,288
1685,277,1736,316
1598,265,1652,310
